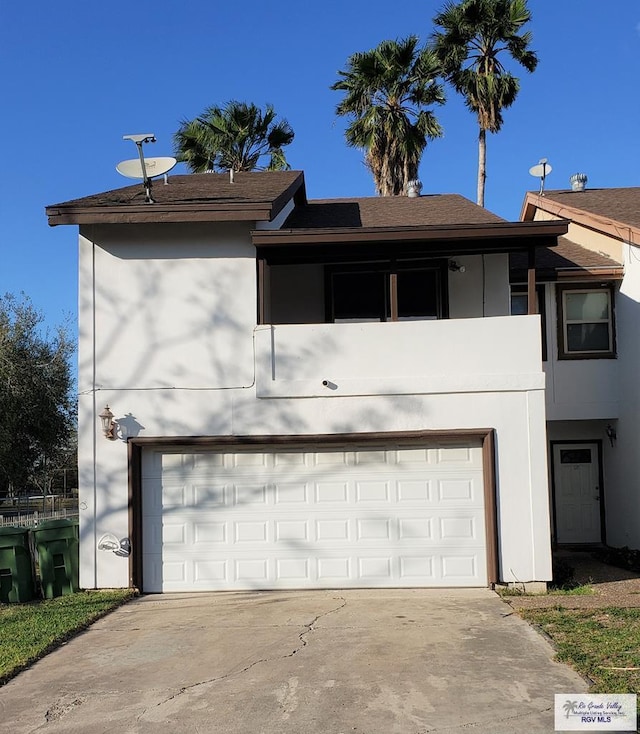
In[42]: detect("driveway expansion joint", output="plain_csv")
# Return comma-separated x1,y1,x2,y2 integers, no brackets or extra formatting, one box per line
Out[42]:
138,596,347,721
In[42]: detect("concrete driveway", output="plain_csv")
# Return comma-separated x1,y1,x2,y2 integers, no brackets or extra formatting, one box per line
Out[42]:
0,589,586,733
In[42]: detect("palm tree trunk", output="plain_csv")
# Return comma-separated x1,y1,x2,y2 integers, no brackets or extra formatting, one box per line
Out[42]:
477,127,486,207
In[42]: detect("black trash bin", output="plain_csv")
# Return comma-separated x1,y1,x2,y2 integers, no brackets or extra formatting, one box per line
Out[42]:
0,526,35,603
33,519,79,598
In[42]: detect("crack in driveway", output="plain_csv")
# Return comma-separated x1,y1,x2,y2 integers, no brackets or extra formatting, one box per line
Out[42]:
137,595,347,722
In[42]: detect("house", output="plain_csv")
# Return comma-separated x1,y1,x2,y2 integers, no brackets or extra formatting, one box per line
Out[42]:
46,170,568,593
519,186,639,550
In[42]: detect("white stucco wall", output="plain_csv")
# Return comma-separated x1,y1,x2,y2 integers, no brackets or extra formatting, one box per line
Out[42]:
529,201,640,549
78,223,552,589
605,242,640,546
446,254,510,318
541,283,619,421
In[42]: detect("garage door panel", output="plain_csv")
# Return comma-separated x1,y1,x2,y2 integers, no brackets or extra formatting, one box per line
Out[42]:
437,478,478,502
398,518,433,540
399,555,435,579
441,554,480,581
162,511,482,547
193,484,226,506
153,547,487,591
440,515,481,539
316,518,349,540
276,520,309,541
397,480,431,502
277,558,309,580
355,481,390,502
233,483,267,506
275,483,308,503
142,442,488,591
315,482,349,502
194,521,226,543
194,559,227,583
435,445,478,464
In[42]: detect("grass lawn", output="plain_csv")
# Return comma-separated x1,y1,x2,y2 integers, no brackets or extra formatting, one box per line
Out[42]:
521,607,640,694
0,590,135,685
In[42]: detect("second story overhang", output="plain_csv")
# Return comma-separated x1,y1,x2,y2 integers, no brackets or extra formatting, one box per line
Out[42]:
252,219,569,264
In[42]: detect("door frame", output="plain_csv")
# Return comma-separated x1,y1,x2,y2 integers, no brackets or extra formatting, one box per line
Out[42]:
127,428,499,591
550,439,606,546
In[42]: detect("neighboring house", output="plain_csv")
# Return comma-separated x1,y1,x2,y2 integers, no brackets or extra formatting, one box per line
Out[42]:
519,186,639,550
46,171,567,593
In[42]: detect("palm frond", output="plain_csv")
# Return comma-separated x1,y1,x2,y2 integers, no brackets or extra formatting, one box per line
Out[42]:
431,0,537,204
173,101,295,173
332,37,444,195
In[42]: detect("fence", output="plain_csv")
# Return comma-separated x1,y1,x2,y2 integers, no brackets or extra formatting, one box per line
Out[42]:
0,509,79,528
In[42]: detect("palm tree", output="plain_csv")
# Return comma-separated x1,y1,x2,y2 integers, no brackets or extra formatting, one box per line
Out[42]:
432,0,538,206
332,37,445,196
173,101,294,173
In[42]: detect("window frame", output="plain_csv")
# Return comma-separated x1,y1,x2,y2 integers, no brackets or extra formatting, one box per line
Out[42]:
556,283,616,360
325,260,449,324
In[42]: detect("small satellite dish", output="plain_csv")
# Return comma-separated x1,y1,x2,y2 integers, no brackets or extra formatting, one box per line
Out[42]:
117,133,166,203
116,156,177,180
529,158,552,194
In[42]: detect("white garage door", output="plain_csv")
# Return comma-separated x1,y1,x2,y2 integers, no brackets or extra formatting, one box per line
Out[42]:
141,442,487,592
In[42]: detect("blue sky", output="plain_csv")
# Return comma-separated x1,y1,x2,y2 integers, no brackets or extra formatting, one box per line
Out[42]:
1,1,639,334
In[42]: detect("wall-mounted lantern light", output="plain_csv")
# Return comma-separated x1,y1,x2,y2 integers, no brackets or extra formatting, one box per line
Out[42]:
605,423,617,447
99,405,118,440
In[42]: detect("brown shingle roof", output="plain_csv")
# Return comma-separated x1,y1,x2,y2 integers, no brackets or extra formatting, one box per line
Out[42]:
284,194,504,229
521,187,640,250
46,171,306,226
541,188,640,230
510,237,623,281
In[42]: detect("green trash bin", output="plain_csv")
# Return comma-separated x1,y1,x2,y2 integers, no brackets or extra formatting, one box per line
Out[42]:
33,519,79,598
0,526,35,603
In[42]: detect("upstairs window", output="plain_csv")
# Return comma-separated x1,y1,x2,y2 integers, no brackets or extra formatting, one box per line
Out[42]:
327,262,446,323
557,284,616,359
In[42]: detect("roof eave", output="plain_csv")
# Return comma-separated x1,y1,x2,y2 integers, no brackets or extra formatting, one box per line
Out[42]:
511,265,624,284
251,220,569,249
46,171,307,227
46,204,275,226
521,191,640,246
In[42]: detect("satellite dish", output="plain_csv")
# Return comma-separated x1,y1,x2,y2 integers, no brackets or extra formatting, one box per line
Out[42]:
529,158,552,194
116,156,177,180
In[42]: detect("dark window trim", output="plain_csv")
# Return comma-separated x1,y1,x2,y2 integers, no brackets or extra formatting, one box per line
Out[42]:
549,439,606,546
324,259,449,323
511,284,547,361
556,283,616,360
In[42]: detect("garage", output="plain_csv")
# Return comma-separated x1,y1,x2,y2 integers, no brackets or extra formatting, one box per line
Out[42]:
138,436,494,592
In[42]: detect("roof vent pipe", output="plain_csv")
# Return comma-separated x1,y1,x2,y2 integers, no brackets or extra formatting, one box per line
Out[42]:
407,179,422,198
570,173,588,192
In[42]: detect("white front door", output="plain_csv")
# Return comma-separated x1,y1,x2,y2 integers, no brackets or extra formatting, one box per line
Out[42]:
553,443,602,544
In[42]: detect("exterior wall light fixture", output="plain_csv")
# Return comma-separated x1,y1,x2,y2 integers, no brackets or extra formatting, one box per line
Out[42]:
605,423,617,447
99,405,118,440
449,261,466,273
